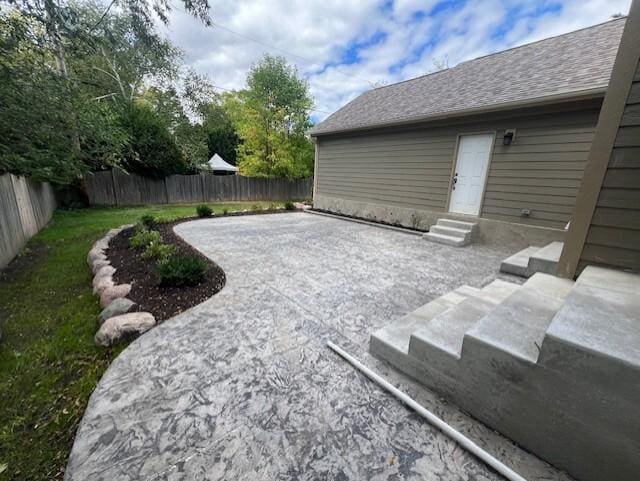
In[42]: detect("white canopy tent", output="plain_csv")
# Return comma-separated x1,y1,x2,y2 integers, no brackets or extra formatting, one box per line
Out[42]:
207,153,238,174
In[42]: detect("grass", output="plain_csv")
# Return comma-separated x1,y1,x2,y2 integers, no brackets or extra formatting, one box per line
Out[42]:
0,201,286,481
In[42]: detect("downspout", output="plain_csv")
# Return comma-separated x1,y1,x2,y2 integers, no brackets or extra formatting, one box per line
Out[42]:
327,341,528,481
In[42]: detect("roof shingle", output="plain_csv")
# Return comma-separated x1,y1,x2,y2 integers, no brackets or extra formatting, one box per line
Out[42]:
311,18,625,136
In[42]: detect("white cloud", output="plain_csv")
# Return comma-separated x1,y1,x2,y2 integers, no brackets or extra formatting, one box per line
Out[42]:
161,0,632,122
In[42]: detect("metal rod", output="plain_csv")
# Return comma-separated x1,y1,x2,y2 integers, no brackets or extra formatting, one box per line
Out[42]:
326,341,528,481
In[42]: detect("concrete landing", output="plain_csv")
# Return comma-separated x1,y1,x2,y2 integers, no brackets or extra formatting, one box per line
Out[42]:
500,241,563,278
424,218,477,247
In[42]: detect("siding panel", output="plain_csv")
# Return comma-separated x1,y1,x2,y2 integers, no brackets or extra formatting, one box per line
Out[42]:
316,107,599,227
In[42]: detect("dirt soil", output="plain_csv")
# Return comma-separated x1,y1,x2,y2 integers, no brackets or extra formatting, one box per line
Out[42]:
108,221,226,321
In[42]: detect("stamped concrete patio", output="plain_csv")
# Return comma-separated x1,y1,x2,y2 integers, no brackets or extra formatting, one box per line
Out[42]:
66,213,572,481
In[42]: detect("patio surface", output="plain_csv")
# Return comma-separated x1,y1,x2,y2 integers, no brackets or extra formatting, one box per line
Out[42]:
65,212,572,481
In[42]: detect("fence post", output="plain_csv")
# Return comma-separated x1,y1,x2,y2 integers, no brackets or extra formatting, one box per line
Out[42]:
111,169,119,206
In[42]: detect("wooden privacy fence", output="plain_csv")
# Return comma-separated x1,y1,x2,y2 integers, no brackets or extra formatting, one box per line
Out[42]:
85,170,313,206
0,173,56,269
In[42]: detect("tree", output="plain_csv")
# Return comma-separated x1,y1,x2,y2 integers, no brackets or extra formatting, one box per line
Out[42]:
232,55,314,179
202,100,240,165
119,102,186,178
0,0,210,184
0,9,128,184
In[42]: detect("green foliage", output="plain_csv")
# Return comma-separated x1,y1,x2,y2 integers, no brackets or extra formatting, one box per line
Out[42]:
196,204,213,217
284,201,295,211
230,55,315,179
202,102,240,165
157,254,207,287
140,214,156,229
223,208,229,215
120,102,186,178
0,11,128,184
141,241,175,260
129,228,161,249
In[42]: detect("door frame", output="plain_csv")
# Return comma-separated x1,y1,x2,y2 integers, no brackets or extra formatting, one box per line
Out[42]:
445,131,497,216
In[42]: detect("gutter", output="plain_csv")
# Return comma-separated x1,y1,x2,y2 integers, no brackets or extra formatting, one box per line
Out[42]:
310,87,607,137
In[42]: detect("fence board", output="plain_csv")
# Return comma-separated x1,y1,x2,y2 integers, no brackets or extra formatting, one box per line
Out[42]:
84,171,312,206
0,174,56,269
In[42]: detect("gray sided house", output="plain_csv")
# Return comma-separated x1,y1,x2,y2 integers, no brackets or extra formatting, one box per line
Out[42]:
311,19,626,244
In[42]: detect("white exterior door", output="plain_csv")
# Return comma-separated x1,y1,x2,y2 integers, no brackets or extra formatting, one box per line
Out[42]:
448,134,493,216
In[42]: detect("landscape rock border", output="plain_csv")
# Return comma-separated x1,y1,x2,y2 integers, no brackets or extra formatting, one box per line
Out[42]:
87,224,156,346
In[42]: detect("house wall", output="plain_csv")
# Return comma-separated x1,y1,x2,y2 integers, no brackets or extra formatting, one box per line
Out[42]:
558,3,640,277
580,61,640,271
314,101,601,238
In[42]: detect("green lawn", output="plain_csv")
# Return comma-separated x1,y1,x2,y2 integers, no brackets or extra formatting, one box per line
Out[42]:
0,201,285,480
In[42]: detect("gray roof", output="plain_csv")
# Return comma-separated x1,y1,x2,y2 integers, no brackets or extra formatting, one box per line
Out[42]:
312,18,625,136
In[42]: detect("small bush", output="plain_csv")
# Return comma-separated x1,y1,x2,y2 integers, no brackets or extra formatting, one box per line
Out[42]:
268,203,278,211
129,229,162,249
196,204,213,218
157,255,207,287
140,214,156,229
284,201,295,211
142,241,175,260
251,204,261,211
223,208,229,215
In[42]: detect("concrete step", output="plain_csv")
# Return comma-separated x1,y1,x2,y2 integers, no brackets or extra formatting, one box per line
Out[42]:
543,266,640,372
436,218,477,231
499,241,564,278
575,264,640,295
424,218,478,247
535,266,640,481
370,264,640,481
528,241,563,275
408,280,519,364
423,231,469,247
370,286,478,368
500,246,541,277
465,274,574,363
429,225,473,242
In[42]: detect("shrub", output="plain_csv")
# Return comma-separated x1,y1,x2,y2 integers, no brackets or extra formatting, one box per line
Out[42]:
142,241,175,260
129,229,161,249
140,214,156,229
119,103,188,178
223,208,229,215
268,203,278,211
157,255,207,287
284,201,295,211
251,204,261,211
196,204,213,217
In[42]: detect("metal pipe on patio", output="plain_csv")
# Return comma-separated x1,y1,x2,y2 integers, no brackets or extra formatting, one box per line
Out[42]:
326,341,528,481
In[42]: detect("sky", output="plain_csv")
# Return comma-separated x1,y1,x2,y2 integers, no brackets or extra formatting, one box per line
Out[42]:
160,0,632,123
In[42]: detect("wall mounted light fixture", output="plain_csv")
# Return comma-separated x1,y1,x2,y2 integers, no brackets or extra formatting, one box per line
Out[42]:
503,129,516,145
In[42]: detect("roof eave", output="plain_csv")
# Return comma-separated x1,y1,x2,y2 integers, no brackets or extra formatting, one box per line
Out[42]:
310,87,607,137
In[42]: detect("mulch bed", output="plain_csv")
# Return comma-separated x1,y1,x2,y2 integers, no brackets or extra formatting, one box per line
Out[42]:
107,220,226,321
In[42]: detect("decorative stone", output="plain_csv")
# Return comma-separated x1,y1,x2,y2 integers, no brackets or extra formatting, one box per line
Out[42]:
100,284,131,308
92,238,110,251
98,298,137,324
93,275,114,295
87,247,106,266
91,259,110,274
94,312,155,347
94,265,116,280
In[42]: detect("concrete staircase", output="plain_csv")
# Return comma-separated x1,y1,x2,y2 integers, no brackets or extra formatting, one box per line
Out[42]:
500,241,563,277
423,218,477,247
370,266,640,481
